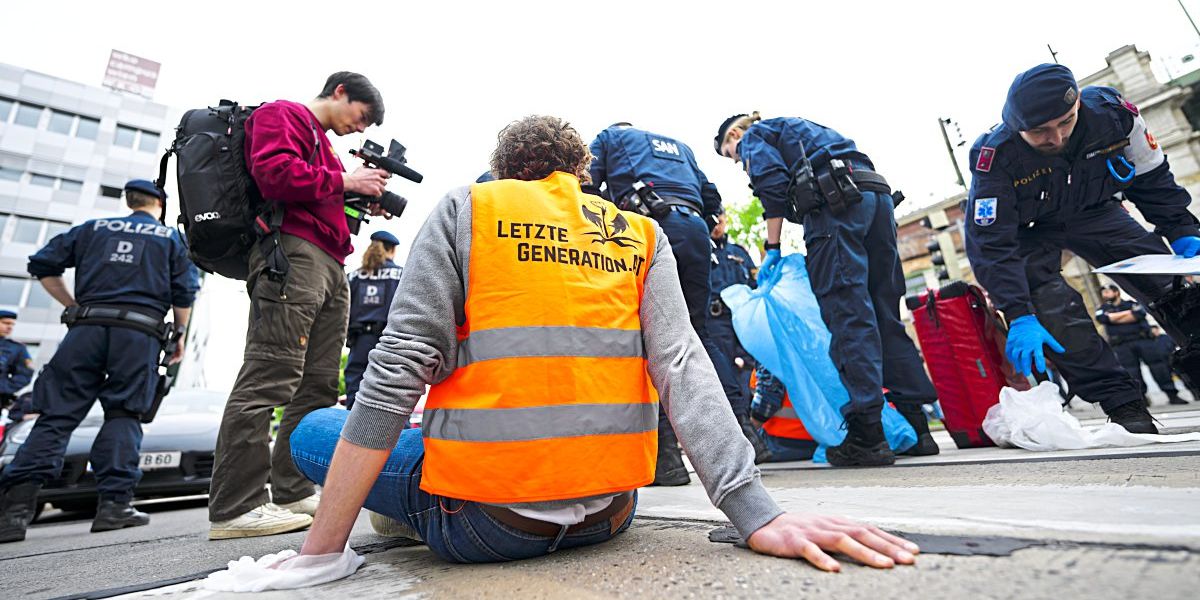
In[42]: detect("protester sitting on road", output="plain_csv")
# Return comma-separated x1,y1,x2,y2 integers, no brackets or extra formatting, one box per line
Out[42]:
279,115,918,580
750,366,818,462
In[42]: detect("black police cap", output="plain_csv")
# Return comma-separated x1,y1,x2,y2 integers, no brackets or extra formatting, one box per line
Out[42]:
124,179,167,201
714,114,747,154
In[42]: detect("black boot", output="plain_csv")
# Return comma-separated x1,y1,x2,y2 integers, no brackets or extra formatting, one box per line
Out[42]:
737,414,773,464
826,412,895,467
896,404,940,457
91,499,150,532
0,482,43,543
651,423,690,486
1106,401,1158,434
1167,392,1188,405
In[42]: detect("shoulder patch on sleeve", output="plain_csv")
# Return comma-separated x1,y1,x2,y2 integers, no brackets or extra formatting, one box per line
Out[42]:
976,146,996,173
1124,114,1165,175
973,197,998,226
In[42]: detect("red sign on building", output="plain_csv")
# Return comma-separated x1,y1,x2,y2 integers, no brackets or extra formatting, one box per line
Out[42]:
102,50,161,99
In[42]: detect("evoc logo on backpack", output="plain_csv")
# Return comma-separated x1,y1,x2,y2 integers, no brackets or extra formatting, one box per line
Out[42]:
194,212,221,222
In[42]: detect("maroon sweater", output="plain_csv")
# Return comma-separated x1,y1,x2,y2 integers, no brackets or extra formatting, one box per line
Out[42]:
244,100,351,263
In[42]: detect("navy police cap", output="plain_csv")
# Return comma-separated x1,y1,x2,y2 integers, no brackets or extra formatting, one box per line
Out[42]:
714,114,748,154
0,310,16,320
1002,64,1080,132
124,179,167,200
370,230,400,246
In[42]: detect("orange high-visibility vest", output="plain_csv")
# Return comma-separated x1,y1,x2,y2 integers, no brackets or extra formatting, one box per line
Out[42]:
421,172,660,504
750,371,813,441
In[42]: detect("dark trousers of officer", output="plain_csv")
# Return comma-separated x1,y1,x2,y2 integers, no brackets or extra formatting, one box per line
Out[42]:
707,313,754,394
209,235,349,522
804,191,938,422
1018,204,1175,412
343,331,381,410
1113,338,1179,397
656,207,749,419
0,325,159,503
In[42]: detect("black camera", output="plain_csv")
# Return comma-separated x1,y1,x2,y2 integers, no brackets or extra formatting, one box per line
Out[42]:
344,139,424,234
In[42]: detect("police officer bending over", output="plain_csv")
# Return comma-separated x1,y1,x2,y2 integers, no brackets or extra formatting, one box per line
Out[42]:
1096,284,1186,405
965,64,1200,434
0,180,199,543
715,113,941,467
588,123,770,484
0,310,34,410
344,230,403,409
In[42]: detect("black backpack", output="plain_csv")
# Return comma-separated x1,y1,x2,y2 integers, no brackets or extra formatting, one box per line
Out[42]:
156,100,270,280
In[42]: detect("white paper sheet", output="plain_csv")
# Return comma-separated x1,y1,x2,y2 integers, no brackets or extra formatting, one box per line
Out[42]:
1093,254,1200,276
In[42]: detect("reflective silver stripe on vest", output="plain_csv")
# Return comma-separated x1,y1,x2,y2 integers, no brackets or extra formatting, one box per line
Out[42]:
423,403,658,442
457,326,644,367
773,405,799,420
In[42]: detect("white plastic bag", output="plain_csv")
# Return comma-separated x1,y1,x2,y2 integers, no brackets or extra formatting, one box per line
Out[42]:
201,545,364,592
983,382,1200,451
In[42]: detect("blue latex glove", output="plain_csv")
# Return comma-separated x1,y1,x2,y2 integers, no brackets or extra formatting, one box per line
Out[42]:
757,249,782,286
1005,315,1066,377
1170,236,1200,258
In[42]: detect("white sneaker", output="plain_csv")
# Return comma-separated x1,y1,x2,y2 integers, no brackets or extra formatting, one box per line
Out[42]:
368,510,422,541
209,503,312,540
277,492,320,516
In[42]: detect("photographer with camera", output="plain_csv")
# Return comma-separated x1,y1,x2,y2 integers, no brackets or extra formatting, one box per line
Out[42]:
208,72,389,540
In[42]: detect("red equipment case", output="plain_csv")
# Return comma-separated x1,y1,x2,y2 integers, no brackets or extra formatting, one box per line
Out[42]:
906,281,1029,449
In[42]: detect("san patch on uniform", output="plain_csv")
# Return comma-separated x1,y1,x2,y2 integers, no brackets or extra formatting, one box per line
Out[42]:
976,147,996,173
973,197,997,227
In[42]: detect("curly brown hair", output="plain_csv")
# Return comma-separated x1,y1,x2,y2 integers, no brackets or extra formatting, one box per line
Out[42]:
489,115,592,183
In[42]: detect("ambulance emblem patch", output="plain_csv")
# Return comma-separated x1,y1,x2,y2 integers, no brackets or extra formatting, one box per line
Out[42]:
976,146,996,173
974,197,997,227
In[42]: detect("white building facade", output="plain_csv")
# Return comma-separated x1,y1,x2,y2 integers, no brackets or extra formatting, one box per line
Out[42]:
0,62,171,367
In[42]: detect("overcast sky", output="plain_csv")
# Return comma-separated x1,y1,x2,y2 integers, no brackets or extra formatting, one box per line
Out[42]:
5,0,1200,387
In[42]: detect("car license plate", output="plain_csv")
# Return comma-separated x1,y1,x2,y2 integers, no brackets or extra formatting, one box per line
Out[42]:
140,451,182,471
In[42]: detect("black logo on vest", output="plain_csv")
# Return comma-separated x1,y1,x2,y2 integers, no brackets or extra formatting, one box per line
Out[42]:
581,200,642,248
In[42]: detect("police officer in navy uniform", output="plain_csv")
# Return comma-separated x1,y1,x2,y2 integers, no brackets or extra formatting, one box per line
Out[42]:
1096,284,1185,405
708,211,758,393
0,180,199,543
715,112,941,467
344,230,403,409
1150,324,1194,404
589,122,770,485
0,310,34,410
964,64,1200,434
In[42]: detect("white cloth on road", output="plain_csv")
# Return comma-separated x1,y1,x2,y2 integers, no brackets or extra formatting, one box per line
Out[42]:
201,545,364,592
982,382,1200,451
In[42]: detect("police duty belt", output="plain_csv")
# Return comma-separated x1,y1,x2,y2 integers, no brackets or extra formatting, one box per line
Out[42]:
61,305,171,340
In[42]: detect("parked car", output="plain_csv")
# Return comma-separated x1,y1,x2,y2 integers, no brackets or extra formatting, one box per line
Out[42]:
0,388,225,515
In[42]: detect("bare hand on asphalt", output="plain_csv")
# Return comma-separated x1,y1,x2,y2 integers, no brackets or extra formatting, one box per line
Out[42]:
747,513,919,572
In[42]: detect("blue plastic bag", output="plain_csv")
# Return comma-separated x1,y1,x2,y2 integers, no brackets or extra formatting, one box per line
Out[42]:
721,253,916,461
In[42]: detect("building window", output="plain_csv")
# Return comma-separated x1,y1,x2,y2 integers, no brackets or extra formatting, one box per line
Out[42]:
48,110,75,135
114,125,137,148
0,277,25,306
24,282,56,309
100,185,123,199
76,116,100,140
59,178,83,192
14,103,42,127
29,174,56,188
12,217,43,244
0,214,8,235
0,166,20,182
44,221,69,240
0,97,13,122
138,130,161,153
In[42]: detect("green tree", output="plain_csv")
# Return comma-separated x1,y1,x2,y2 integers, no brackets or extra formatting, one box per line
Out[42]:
724,196,766,252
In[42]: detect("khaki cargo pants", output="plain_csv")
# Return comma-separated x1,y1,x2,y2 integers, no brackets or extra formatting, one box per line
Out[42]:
209,235,349,522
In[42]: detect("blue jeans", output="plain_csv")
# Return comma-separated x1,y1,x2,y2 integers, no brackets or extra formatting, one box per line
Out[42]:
290,408,637,563
759,430,818,462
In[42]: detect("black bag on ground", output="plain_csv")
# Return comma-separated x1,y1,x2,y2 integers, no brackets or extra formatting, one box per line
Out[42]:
156,100,269,280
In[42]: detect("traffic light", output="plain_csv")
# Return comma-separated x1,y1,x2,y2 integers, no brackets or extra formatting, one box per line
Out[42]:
927,236,950,282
